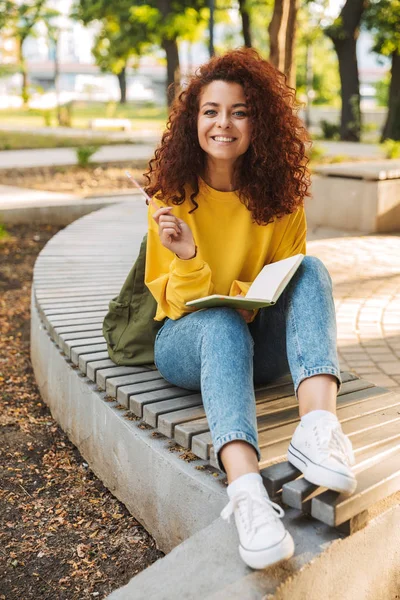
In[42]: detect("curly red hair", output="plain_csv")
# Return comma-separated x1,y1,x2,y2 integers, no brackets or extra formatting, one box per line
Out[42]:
144,47,311,225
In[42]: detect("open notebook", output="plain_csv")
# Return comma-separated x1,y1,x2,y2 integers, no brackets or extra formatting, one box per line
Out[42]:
186,254,304,310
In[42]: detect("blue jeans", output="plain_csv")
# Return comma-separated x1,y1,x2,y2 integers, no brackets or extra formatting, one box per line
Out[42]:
154,256,341,472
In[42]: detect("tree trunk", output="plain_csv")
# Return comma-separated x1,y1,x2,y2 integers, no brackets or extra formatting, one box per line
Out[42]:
284,0,298,89
117,66,127,104
331,36,361,141
53,35,61,126
162,37,180,107
382,51,400,142
325,0,365,141
268,0,297,88
18,37,29,106
238,0,252,48
157,0,180,106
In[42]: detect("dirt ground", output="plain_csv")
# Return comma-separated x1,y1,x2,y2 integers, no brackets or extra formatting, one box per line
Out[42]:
0,224,164,600
0,161,148,196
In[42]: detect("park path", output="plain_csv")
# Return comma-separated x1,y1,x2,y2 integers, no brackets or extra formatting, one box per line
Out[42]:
308,232,400,394
0,140,386,170
0,143,155,169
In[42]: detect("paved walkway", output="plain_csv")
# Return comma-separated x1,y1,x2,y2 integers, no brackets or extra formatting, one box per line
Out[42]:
0,143,155,169
0,140,386,170
308,232,400,394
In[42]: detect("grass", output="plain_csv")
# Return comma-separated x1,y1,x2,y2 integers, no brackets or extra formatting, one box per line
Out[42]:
0,131,135,151
0,223,10,241
0,102,167,131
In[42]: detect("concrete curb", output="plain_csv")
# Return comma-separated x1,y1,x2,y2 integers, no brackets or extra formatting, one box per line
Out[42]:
107,499,400,599
30,297,229,553
0,192,141,225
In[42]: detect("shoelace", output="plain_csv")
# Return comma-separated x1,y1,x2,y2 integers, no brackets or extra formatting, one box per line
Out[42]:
220,489,285,539
314,419,355,466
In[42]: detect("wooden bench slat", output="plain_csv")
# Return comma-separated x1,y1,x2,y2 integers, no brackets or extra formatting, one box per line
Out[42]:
256,379,376,436
84,357,115,377
191,432,213,459
129,387,196,417
71,343,108,364
261,461,301,497
55,326,104,345
86,359,117,380
78,351,111,373
102,370,162,396
258,386,391,456
59,328,104,341
282,431,400,510
49,317,104,338
117,379,175,408
44,307,107,317
40,297,112,308
41,302,109,314
95,366,150,388
180,378,376,461
158,407,207,439
311,449,400,526
258,391,399,469
49,312,107,323
52,317,105,331
64,337,106,358
36,287,119,299
143,395,203,427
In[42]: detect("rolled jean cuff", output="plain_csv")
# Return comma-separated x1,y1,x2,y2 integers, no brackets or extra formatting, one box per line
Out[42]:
294,366,342,400
214,431,261,473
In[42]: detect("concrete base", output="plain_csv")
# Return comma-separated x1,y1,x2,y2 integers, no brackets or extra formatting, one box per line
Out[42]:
107,501,400,600
308,161,400,234
30,298,228,552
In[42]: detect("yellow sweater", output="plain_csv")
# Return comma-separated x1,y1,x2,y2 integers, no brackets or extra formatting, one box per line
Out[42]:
145,178,307,321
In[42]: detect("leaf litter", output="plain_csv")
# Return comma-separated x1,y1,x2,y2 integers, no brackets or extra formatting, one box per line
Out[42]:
0,224,164,600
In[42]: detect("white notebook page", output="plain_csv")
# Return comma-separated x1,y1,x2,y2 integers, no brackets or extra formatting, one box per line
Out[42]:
246,255,303,302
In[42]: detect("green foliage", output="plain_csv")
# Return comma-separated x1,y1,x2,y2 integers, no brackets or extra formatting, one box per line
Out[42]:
382,139,400,158
106,101,117,118
364,0,400,57
319,120,340,140
307,144,325,163
0,223,10,241
76,145,99,168
0,0,60,103
374,76,390,107
295,2,341,106
41,109,52,127
329,154,350,163
74,0,208,79
0,130,131,150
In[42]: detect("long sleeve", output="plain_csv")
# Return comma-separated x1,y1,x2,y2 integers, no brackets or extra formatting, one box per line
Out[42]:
270,206,307,263
144,206,215,320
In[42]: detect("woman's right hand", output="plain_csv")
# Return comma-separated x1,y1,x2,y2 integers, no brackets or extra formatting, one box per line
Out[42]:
151,200,197,260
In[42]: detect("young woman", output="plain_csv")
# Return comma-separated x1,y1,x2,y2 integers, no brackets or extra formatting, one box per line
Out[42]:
144,48,356,570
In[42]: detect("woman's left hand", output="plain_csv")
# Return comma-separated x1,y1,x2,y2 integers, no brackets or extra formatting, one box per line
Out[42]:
235,294,255,323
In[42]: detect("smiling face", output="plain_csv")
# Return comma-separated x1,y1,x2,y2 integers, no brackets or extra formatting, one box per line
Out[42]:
197,80,252,167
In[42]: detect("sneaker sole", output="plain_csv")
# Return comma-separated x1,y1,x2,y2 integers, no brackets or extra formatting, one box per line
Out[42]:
287,444,357,495
239,530,294,570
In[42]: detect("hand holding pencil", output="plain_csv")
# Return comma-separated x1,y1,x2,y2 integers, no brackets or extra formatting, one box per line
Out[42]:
125,171,197,260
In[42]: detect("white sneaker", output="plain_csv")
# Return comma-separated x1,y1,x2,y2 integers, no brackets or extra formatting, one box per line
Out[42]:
287,413,357,495
220,479,294,570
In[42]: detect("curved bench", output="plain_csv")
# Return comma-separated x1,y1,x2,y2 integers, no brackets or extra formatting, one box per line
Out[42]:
31,200,400,599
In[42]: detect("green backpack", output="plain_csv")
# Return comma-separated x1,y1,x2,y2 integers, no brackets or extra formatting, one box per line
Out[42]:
102,234,164,365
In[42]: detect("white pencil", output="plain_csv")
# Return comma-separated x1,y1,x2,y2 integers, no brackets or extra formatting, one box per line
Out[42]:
125,170,154,204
